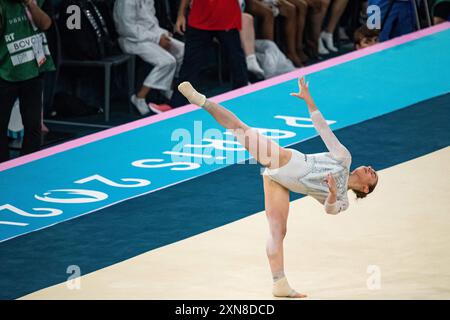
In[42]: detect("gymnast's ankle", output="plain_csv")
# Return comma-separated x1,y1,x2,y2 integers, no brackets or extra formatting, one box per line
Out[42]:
272,276,306,298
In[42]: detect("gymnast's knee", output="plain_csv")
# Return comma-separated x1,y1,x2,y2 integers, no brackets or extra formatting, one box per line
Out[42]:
269,224,287,241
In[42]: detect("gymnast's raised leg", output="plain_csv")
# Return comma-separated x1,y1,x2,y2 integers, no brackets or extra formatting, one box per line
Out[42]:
177,82,291,169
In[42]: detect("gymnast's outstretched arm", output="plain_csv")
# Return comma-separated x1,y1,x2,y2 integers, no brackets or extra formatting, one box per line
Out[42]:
291,77,349,214
290,77,350,162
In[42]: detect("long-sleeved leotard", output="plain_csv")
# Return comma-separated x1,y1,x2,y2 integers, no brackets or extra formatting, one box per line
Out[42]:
310,110,351,168
263,110,352,214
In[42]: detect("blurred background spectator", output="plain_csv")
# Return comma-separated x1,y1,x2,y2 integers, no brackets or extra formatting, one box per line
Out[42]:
354,24,379,49
165,0,248,109
239,0,295,78
246,0,304,67
429,0,450,23
368,0,416,41
304,0,329,58
0,0,55,162
240,12,266,78
319,0,349,54
113,0,184,115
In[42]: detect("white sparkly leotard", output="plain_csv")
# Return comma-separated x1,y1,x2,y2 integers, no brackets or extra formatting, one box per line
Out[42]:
263,110,352,214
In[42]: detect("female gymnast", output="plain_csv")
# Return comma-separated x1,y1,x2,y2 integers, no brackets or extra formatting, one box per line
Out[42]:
178,76,378,298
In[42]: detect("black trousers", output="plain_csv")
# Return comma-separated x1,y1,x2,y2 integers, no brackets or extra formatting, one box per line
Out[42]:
170,26,248,107
0,76,43,163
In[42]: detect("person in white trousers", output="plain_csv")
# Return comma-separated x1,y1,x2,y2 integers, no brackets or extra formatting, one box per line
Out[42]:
113,0,184,115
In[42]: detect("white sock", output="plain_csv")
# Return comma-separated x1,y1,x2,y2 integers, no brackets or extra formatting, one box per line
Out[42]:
131,94,150,116
246,54,265,77
318,37,330,55
321,31,338,52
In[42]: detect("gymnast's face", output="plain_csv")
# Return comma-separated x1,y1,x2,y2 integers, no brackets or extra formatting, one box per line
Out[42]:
352,166,378,193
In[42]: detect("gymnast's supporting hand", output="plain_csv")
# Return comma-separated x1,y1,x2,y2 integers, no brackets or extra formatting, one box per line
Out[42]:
325,173,338,207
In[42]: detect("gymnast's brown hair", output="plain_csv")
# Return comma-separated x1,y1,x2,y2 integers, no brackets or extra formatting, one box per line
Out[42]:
352,178,378,199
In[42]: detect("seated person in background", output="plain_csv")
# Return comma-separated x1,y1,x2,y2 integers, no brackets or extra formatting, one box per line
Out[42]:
429,0,450,24
284,0,310,64
246,0,305,67
0,0,55,163
239,0,295,79
368,0,416,41
239,1,268,78
240,12,266,78
353,24,379,49
113,0,184,115
243,0,276,48
303,0,330,58
318,0,349,54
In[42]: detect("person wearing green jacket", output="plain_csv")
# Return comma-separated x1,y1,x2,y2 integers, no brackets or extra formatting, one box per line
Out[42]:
0,0,54,162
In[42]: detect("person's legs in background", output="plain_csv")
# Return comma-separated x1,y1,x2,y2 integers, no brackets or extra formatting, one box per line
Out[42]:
169,27,213,108
0,79,19,163
246,0,276,41
320,0,349,52
286,0,310,63
369,0,417,42
305,0,331,57
368,0,389,41
167,37,185,81
129,41,180,115
249,0,303,66
41,110,49,134
240,13,265,78
150,37,186,112
18,76,43,157
278,0,304,67
217,28,249,89
367,0,398,41
390,1,416,38
335,0,353,41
